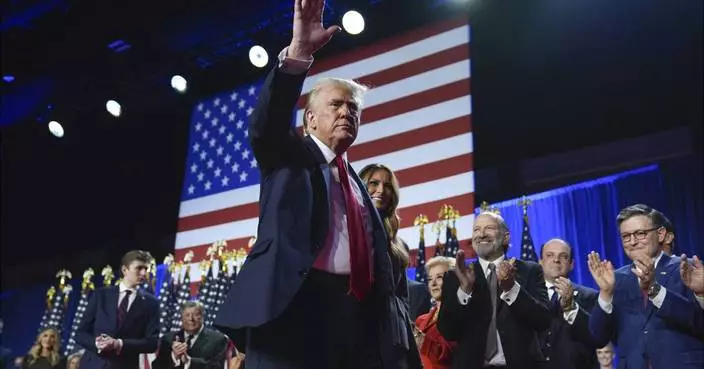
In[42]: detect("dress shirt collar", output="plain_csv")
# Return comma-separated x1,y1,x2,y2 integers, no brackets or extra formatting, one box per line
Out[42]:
309,133,348,165
185,324,205,345
118,282,137,296
653,251,664,269
478,255,505,276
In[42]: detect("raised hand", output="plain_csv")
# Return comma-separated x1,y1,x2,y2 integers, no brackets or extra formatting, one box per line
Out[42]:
631,256,655,292
681,254,704,296
454,249,476,294
497,258,517,292
587,251,615,300
288,0,341,60
554,276,576,311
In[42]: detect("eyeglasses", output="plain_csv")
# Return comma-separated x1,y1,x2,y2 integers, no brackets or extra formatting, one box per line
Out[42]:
620,227,661,243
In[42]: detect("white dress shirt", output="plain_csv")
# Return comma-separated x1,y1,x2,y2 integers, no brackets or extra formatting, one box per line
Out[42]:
455,255,522,366
308,134,374,274
172,325,205,369
545,280,579,324
117,282,138,311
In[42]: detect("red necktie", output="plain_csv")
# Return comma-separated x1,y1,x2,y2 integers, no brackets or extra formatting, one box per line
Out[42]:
334,155,372,300
118,290,132,327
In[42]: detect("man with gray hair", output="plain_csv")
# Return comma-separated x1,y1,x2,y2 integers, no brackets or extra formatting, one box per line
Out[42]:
215,1,413,368
152,301,228,369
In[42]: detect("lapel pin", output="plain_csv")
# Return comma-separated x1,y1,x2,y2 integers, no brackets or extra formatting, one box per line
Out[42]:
660,272,667,275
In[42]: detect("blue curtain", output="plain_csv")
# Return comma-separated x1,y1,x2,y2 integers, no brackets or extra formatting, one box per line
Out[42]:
408,158,704,288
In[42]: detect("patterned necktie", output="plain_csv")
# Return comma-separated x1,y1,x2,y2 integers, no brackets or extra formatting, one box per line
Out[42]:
485,263,498,360
550,286,560,309
117,290,132,327
334,155,372,300
186,334,194,349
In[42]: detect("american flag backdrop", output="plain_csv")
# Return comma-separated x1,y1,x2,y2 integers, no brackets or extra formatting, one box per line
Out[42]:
174,17,475,281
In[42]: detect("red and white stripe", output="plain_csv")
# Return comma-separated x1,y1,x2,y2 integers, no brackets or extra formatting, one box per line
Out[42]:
175,18,475,280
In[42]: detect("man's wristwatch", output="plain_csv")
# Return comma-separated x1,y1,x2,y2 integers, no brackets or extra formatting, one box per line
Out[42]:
647,282,662,299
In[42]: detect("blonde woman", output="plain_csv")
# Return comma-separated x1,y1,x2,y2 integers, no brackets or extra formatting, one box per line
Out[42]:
22,328,65,369
65,350,83,369
359,163,421,369
414,256,457,369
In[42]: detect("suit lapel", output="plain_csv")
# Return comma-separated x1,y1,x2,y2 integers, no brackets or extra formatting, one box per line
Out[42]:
189,328,209,355
302,136,330,253
124,289,144,326
643,254,675,322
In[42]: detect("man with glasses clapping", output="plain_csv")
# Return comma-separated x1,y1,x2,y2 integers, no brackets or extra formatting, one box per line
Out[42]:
587,204,704,369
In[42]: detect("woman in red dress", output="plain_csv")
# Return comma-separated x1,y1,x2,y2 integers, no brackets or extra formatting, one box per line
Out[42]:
414,256,457,369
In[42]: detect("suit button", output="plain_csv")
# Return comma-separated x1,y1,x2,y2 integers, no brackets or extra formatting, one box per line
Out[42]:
546,343,551,348
643,330,648,334
298,268,309,278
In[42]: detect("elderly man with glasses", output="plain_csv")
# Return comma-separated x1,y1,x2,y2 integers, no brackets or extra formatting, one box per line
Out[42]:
587,204,704,369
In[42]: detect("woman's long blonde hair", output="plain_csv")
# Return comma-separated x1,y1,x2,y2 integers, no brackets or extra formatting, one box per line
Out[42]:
358,164,409,268
27,327,62,366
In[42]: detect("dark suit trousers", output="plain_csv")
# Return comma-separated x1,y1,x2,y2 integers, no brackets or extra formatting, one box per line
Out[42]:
245,269,382,369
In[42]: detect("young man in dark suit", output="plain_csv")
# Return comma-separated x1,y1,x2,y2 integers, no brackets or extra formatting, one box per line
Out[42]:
437,211,552,369
152,301,228,369
538,238,599,369
75,250,159,369
214,1,415,368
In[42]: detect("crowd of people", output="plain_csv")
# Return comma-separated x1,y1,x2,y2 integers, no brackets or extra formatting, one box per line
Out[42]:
3,1,702,368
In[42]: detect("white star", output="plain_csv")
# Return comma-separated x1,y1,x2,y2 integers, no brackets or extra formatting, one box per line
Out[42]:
230,91,238,101
244,130,249,138
195,122,202,131
197,172,205,182
214,167,222,177
207,159,214,168
198,103,204,111
221,176,230,186
216,146,224,156
199,151,207,160
234,141,242,151
224,154,232,164
219,125,226,135
250,158,257,168
228,112,235,122
242,149,250,159
214,98,221,106
211,117,219,126
205,110,211,118
205,181,212,190
238,99,246,109
246,107,254,116
220,105,228,114
240,171,248,182
192,142,200,152
231,163,240,173
201,130,209,139
236,120,244,130
190,163,198,173
209,138,216,147
248,86,256,95
226,133,234,143
188,185,195,194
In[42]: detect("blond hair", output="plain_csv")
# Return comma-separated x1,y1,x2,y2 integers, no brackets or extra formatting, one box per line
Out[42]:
425,256,457,273
27,327,62,366
303,77,369,133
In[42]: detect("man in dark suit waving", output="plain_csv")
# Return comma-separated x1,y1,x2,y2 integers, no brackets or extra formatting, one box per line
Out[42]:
538,238,599,369
75,250,159,369
437,211,552,369
214,1,410,368
152,301,228,369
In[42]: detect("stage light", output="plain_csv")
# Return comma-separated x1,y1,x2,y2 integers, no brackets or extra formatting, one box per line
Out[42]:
3,75,14,83
171,75,188,93
249,45,269,68
342,10,365,35
48,121,64,138
106,100,122,117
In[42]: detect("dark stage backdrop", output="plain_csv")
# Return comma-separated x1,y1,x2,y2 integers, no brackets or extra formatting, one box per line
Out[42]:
2,156,703,360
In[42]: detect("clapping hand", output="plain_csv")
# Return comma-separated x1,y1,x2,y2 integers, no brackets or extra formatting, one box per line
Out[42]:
454,249,476,294
680,254,704,296
288,0,341,60
172,336,188,359
587,251,616,300
553,276,576,311
497,258,517,292
630,255,655,292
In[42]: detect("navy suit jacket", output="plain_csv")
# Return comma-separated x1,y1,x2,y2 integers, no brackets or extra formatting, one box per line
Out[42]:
75,286,159,369
540,283,600,369
589,254,704,369
214,67,402,366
